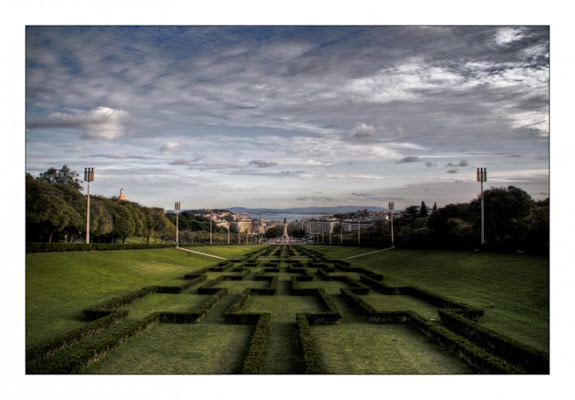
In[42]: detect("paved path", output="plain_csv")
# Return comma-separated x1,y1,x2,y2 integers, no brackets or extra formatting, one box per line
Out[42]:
342,246,395,259
176,247,227,260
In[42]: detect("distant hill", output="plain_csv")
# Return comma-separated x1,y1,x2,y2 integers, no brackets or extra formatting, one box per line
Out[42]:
227,206,388,215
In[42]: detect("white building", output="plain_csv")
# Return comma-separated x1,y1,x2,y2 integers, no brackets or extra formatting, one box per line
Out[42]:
306,219,338,235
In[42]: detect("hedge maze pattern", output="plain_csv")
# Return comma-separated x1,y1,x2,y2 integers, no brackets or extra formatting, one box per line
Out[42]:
26,245,549,374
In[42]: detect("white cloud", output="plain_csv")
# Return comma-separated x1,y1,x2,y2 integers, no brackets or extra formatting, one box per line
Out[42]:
27,106,130,140
494,27,526,46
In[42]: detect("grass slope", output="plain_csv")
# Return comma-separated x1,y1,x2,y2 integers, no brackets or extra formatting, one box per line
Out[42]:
349,249,549,352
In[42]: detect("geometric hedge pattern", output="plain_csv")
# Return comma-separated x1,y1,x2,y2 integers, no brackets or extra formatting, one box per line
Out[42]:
26,245,548,374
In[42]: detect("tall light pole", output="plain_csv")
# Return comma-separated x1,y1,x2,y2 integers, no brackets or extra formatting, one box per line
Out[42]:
175,202,181,247
477,168,487,245
388,202,395,246
84,168,94,244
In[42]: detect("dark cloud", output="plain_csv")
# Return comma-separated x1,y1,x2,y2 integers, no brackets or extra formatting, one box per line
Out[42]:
446,169,459,174
249,160,278,168
446,160,469,167
397,156,421,164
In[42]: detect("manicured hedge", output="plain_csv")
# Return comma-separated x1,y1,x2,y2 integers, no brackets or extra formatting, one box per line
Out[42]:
296,313,325,374
248,276,279,295
26,242,176,253
83,286,158,320
26,310,129,369
438,309,549,373
405,311,522,373
83,276,208,320
340,289,521,373
359,276,484,320
242,314,272,374
28,312,162,374
160,288,228,323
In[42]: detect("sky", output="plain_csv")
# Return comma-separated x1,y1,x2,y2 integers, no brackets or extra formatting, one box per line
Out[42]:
25,25,550,211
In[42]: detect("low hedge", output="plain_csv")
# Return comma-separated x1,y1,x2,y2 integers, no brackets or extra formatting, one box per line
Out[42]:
438,309,549,373
83,286,158,320
83,276,208,319
301,289,342,325
242,314,272,374
28,312,162,374
26,310,129,368
248,276,279,296
197,276,225,294
296,313,325,374
160,288,228,323
26,242,175,253
359,276,483,320
405,311,523,373
340,290,521,373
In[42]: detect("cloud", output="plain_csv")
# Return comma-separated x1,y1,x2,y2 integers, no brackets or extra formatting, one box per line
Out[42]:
425,161,437,168
249,160,278,168
446,160,469,167
446,169,459,174
396,156,421,164
493,27,526,47
295,196,334,202
160,142,180,152
169,153,206,166
27,106,130,140
351,123,381,138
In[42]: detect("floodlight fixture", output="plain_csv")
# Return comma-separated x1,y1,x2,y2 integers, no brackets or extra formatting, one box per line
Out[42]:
84,168,94,244
476,168,487,245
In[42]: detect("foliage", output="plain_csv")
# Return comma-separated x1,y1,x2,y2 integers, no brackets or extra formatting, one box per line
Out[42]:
37,165,84,190
26,170,176,244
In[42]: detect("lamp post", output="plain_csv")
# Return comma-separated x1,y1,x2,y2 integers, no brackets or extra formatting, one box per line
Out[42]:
476,168,487,245
388,202,395,246
175,202,181,247
84,168,94,244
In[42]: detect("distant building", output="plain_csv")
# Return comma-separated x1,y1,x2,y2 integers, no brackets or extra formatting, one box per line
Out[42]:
342,219,375,232
118,188,127,201
306,219,338,235
236,220,253,234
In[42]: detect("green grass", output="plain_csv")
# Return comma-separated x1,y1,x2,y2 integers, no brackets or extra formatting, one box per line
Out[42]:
183,244,264,258
26,248,214,347
312,323,474,374
349,249,549,352
83,323,254,374
26,244,549,374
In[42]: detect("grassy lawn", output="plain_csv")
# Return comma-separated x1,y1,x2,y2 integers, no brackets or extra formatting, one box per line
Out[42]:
312,323,474,374
26,248,213,347
349,249,549,352
183,244,264,258
83,323,254,374
26,244,549,374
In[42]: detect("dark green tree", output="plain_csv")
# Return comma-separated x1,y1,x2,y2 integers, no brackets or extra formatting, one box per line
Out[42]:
37,165,84,190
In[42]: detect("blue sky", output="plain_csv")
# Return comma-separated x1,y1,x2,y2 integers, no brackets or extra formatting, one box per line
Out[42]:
25,25,550,210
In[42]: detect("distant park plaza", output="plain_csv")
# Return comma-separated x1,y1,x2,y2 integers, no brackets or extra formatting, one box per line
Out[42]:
26,244,548,374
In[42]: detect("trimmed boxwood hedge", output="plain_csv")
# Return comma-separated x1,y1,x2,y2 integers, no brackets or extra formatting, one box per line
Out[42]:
26,242,176,253
83,276,208,320
359,276,484,320
241,314,272,374
26,310,129,369
160,288,228,323
438,309,549,373
296,313,325,374
340,289,522,373
28,312,162,374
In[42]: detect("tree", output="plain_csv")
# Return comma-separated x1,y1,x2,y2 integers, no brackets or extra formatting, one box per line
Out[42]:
419,201,429,218
26,175,83,242
37,165,84,190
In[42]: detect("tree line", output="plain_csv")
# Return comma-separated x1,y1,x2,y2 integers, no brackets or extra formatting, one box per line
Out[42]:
26,166,175,244
356,186,549,250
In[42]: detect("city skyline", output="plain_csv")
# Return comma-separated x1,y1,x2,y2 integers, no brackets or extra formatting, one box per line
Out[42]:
25,25,549,211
